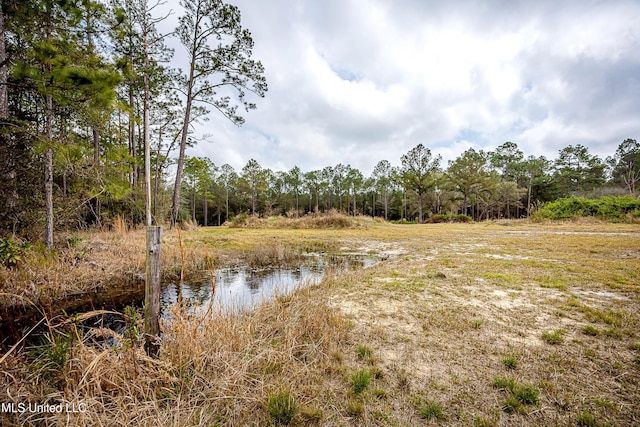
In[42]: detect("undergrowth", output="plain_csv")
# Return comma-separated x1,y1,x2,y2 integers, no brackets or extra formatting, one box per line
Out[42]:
533,195,640,222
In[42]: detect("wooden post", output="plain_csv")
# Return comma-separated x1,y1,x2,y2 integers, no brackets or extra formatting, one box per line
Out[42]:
144,225,161,357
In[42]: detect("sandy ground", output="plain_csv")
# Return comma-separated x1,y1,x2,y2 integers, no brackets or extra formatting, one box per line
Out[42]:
325,223,640,425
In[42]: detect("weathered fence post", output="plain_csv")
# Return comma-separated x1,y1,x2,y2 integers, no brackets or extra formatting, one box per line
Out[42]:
144,225,161,357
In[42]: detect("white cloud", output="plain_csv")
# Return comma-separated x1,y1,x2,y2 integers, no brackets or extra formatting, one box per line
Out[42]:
166,0,640,175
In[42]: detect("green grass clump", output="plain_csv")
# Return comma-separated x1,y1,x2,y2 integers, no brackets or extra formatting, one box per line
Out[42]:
501,354,518,369
346,398,364,417
576,410,600,427
266,389,298,425
493,376,539,413
582,325,600,336
542,329,565,344
352,369,372,394
470,319,483,329
473,416,498,427
418,400,445,420
540,278,567,290
356,344,372,359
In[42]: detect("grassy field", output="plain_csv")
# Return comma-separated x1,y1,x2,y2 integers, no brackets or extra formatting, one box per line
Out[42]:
1,218,639,426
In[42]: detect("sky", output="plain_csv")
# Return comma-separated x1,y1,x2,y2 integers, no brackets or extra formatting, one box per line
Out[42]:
164,0,640,175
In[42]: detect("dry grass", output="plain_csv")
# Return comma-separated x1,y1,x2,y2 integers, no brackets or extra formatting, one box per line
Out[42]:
1,220,639,425
1,284,351,426
229,209,371,229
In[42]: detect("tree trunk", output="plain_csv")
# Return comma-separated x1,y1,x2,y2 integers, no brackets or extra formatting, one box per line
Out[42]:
191,190,196,222
171,91,193,227
128,86,136,187
203,194,208,226
0,1,8,119
143,22,151,226
527,173,533,217
225,187,229,222
153,129,163,218
45,93,54,250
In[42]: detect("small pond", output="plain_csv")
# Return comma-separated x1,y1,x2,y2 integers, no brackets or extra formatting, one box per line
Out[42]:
160,253,377,315
0,253,378,348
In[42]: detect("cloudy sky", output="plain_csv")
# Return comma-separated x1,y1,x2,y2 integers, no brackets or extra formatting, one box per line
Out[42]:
169,0,640,175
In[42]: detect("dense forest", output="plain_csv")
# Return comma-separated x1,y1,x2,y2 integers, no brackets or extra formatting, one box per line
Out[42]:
0,0,639,246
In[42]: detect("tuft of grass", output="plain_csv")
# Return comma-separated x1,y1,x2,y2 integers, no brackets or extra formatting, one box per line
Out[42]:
576,410,600,427
266,389,298,425
502,395,521,413
493,376,539,412
540,278,567,290
352,369,372,394
299,405,323,422
473,416,498,427
30,331,73,389
493,376,516,391
346,398,364,417
373,388,387,398
512,383,539,405
582,325,600,336
470,319,483,329
418,399,445,421
501,354,518,370
356,344,372,359
112,214,128,234
542,329,565,344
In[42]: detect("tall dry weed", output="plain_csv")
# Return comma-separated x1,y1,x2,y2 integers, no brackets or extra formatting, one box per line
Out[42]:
0,282,350,426
112,215,128,235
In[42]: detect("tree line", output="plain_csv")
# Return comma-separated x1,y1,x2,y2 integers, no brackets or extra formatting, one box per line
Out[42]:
169,139,640,226
0,1,638,246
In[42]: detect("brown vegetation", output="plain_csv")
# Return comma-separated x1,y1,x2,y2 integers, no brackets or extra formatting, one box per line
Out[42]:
1,220,639,425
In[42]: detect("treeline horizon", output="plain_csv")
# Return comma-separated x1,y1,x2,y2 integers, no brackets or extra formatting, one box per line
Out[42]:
161,139,639,227
0,1,638,246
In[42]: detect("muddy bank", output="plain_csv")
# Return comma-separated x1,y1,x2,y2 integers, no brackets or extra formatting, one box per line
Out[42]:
0,277,145,350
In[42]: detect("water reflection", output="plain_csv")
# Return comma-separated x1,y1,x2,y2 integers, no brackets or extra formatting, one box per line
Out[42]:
161,253,376,314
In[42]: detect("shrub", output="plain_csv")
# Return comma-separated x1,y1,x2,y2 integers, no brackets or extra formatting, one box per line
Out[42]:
0,236,30,267
534,196,640,222
426,213,472,223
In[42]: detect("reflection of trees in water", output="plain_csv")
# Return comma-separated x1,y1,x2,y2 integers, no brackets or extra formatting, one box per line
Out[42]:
184,281,212,302
161,254,376,311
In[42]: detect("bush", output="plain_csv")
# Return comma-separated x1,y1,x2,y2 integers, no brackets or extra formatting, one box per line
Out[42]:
0,237,30,267
425,213,472,223
534,196,640,222
229,210,363,229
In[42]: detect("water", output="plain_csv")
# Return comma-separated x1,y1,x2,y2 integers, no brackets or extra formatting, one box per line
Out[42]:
160,253,377,315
